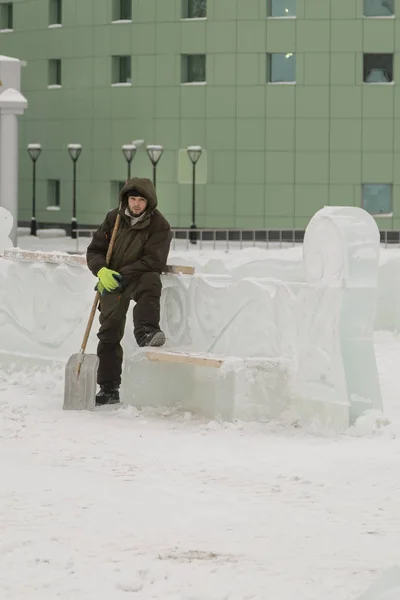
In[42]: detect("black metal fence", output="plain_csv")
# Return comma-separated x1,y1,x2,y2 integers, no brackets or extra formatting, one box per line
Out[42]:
18,222,400,252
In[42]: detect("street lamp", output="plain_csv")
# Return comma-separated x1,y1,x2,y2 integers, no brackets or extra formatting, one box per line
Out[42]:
146,144,164,188
122,144,136,180
68,143,82,239
187,145,203,245
27,143,42,236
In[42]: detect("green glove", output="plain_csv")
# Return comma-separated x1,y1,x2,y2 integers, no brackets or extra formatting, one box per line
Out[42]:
97,267,122,291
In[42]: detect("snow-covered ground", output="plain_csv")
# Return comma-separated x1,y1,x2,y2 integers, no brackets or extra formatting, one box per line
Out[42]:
2,238,400,599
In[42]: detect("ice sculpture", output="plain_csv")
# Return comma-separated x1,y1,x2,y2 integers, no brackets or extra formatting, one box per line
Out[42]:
303,206,382,423
123,206,382,428
0,205,382,429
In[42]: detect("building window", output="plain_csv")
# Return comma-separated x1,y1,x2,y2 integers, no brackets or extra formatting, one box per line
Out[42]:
181,54,206,83
267,0,296,17
112,0,132,21
49,0,62,25
362,184,392,215
48,59,62,86
47,179,61,207
182,0,206,18
267,53,296,83
363,0,394,16
0,3,13,30
363,53,393,83
111,181,126,205
112,55,132,84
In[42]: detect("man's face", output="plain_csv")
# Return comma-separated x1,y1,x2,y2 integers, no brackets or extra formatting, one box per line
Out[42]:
128,195,148,217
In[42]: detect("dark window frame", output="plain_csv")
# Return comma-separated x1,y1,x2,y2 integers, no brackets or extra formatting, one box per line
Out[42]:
48,58,62,86
0,3,13,30
49,0,62,25
362,183,393,215
112,55,132,84
267,52,296,83
111,181,126,208
112,0,132,21
363,0,395,17
181,54,206,83
267,0,296,17
47,179,61,207
363,53,393,83
181,0,207,19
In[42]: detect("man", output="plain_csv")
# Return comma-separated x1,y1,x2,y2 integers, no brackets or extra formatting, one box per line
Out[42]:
86,177,172,406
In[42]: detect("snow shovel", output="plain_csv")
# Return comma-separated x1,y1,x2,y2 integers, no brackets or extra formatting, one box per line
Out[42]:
63,213,122,410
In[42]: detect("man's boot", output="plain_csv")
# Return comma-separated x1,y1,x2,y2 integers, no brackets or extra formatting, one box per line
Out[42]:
138,330,166,347
96,383,120,405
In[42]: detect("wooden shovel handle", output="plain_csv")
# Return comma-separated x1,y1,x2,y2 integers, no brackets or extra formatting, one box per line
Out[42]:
105,212,122,266
79,212,122,355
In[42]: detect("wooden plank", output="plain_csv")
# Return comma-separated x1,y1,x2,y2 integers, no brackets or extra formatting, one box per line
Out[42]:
145,350,223,369
3,249,195,275
164,265,195,275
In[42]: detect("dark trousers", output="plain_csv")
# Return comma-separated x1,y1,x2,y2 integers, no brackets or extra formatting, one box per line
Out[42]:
97,271,162,385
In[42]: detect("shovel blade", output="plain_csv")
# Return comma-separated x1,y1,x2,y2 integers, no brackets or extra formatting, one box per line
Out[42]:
63,353,99,411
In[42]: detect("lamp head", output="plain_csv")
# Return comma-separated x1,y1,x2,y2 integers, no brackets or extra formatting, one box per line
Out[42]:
27,143,42,162
146,144,164,166
187,145,203,165
122,144,137,163
68,143,82,162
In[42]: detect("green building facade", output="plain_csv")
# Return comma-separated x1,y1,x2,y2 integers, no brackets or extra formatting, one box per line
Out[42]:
0,0,399,231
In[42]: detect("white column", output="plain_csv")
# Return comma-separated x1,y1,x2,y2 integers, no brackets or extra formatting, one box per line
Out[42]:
0,87,28,246
0,110,19,244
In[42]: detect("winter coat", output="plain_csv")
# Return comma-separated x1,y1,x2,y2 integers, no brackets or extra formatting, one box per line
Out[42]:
86,177,172,284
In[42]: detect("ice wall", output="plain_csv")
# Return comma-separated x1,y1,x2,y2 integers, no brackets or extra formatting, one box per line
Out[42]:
0,207,382,427
170,246,400,333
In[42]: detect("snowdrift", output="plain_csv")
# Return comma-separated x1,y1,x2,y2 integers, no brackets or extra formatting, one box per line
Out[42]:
0,206,382,428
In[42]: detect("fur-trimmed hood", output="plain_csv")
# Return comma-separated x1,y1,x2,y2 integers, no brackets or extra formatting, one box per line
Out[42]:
119,177,157,212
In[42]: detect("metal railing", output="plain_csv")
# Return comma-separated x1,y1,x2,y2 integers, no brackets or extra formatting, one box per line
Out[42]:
381,230,400,247
170,229,305,251
73,227,400,253
73,228,305,253
73,229,97,253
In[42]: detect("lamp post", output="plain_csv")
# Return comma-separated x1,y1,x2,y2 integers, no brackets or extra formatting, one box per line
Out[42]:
122,144,136,180
146,144,164,188
27,143,42,236
187,145,203,245
68,143,82,239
